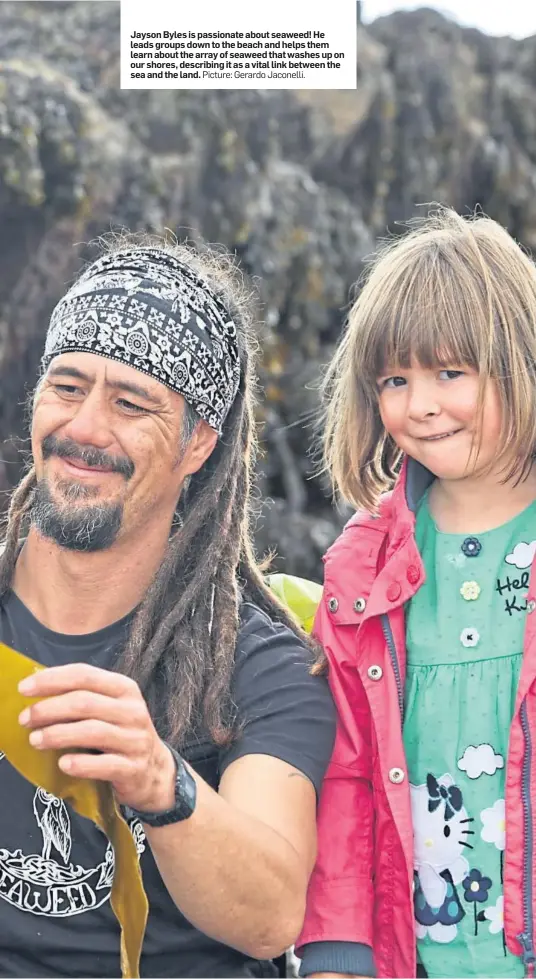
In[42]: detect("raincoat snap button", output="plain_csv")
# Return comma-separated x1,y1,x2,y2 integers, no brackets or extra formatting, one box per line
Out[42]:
328,597,339,613
367,664,383,681
354,597,367,613
389,767,405,784
528,600,536,613
387,582,402,602
407,565,420,584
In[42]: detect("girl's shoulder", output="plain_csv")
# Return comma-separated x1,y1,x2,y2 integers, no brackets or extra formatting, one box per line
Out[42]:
326,491,394,560
322,491,394,600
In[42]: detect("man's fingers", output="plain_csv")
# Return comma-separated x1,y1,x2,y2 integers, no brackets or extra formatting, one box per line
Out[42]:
28,718,149,756
19,690,147,730
18,663,138,699
58,751,135,782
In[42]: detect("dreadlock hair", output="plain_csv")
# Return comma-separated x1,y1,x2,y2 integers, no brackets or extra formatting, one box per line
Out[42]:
0,231,318,749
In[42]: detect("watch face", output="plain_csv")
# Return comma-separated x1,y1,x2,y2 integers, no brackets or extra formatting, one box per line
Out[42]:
181,766,197,810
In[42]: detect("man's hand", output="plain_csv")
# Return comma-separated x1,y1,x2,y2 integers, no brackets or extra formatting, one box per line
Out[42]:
18,663,176,812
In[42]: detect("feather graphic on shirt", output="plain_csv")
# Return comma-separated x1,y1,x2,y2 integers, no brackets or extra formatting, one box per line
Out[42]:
96,844,115,890
32,788,72,864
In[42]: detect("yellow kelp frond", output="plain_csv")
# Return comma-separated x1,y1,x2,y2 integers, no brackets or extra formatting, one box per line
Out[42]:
266,573,322,634
0,641,148,978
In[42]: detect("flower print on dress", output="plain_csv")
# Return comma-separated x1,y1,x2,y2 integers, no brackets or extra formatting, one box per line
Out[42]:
484,895,504,935
460,581,481,601
463,868,493,937
463,868,492,903
481,799,505,851
461,537,482,557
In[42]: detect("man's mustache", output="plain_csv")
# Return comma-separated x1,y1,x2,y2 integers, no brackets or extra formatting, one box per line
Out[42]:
41,435,135,480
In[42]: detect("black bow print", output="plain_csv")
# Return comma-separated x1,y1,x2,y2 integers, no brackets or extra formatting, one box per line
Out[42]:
426,773,463,822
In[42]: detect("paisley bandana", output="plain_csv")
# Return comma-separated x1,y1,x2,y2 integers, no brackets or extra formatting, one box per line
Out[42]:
41,248,241,435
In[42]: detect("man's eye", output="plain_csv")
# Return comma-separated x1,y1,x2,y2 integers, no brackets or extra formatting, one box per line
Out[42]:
117,399,147,413
55,384,80,395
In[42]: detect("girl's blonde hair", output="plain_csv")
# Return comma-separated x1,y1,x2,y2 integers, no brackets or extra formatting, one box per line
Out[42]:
323,207,536,512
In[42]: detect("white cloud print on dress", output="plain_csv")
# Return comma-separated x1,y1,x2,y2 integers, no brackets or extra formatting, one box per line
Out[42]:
481,798,506,851
458,743,504,779
505,541,536,570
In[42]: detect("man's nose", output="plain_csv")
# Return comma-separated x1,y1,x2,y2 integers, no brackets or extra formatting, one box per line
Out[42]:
60,390,113,448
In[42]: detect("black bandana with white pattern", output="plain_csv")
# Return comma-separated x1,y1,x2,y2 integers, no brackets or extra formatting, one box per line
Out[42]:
41,248,241,434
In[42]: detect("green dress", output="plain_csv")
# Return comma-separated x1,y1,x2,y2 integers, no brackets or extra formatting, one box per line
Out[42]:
403,492,536,978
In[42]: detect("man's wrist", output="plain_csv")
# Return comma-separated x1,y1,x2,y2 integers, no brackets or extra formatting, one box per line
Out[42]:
146,741,178,813
122,744,197,826
121,740,176,814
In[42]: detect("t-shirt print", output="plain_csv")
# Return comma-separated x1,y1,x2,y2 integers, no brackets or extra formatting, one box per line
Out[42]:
0,754,145,920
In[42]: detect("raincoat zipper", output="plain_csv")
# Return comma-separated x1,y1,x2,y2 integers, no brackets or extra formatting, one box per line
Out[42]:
519,698,536,977
381,613,404,719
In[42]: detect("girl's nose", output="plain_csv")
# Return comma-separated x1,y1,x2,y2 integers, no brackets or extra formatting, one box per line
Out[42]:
407,380,441,421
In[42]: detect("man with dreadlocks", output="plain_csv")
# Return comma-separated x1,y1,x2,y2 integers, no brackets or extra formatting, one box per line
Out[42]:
0,240,336,979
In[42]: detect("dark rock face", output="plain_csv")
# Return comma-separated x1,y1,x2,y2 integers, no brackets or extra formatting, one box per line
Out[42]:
1,1,535,578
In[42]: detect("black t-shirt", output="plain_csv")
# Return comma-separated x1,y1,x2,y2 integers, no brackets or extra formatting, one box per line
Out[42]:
0,589,335,978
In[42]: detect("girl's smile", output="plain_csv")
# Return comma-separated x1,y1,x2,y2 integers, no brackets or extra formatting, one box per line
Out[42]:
376,361,502,484
417,429,463,441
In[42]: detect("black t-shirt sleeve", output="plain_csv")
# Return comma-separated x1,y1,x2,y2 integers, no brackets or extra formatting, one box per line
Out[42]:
219,602,336,799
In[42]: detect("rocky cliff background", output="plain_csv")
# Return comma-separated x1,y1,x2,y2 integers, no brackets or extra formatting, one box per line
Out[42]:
1,1,536,578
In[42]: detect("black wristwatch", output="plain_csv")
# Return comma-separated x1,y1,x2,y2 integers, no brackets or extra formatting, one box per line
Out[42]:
122,743,197,827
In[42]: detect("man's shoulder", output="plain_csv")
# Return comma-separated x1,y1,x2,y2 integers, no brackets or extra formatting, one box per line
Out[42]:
221,599,336,794
237,599,314,663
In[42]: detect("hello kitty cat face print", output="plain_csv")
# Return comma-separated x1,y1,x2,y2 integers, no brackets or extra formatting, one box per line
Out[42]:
411,773,475,942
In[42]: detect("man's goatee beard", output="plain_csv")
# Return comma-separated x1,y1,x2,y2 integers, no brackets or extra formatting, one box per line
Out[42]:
31,477,124,552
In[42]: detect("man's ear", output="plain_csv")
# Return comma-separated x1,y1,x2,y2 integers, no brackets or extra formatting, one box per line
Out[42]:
182,420,219,477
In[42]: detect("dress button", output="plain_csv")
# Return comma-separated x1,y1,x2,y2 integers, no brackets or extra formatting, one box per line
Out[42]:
354,597,367,613
462,536,482,557
389,767,405,784
460,581,481,601
367,664,383,681
407,565,420,584
328,597,339,613
387,582,402,602
460,627,479,647
528,600,536,613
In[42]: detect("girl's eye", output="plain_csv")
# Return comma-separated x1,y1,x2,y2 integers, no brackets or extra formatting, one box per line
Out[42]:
380,376,406,389
439,369,464,381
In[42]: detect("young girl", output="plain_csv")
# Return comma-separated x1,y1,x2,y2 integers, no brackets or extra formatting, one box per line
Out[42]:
296,209,536,979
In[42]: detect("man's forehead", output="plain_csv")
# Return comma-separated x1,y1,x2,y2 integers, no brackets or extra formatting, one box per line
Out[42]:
47,352,173,404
